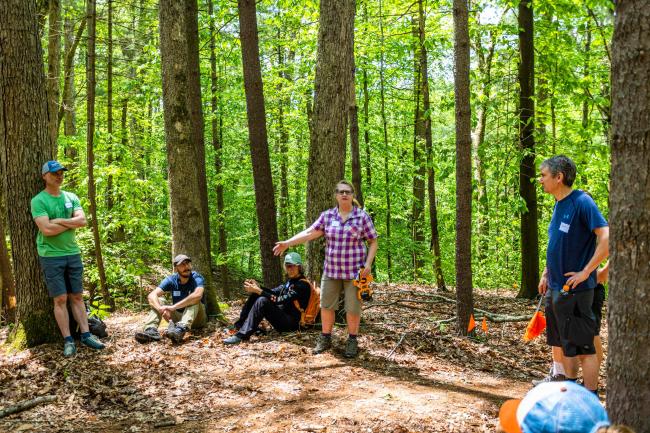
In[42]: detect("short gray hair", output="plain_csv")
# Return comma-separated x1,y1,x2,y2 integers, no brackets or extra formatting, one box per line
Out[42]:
540,155,577,187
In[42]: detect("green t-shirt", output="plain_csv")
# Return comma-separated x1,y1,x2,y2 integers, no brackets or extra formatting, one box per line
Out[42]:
31,190,83,257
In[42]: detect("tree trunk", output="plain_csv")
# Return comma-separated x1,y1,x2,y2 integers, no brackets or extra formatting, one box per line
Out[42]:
159,0,221,317
0,211,16,323
517,0,539,299
607,2,650,430
62,14,76,137
349,57,364,208
47,0,61,157
208,0,229,298
379,0,392,282
106,0,114,213
57,16,85,136
419,0,445,290
237,0,283,288
0,0,60,346
362,2,371,190
411,13,426,279
86,0,114,311
305,0,355,282
452,0,474,335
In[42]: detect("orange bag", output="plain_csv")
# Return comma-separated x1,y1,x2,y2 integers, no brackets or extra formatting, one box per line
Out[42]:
293,279,321,327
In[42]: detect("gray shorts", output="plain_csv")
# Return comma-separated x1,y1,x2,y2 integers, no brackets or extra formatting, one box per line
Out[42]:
320,275,362,315
39,254,84,298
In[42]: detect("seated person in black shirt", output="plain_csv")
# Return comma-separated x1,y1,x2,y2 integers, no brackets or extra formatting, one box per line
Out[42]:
224,252,310,345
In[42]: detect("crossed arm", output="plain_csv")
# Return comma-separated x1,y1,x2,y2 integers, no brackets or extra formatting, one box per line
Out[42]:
34,209,87,236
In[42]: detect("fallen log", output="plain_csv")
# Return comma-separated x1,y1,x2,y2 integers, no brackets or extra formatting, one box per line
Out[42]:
0,395,57,418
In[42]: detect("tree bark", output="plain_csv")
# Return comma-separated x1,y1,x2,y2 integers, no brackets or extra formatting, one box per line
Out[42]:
106,0,115,213
159,0,221,317
0,0,60,346
452,0,474,335
208,0,229,298
237,0,283,288
349,57,364,208
517,0,539,299
62,14,76,137
47,0,61,157
86,0,114,311
0,210,16,323
607,2,650,430
305,0,355,281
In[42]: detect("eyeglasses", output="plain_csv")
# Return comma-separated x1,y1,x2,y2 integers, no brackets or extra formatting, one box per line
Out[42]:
336,190,353,196
285,263,298,268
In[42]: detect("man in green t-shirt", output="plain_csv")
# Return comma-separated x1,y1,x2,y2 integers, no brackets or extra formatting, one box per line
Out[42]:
31,160,105,357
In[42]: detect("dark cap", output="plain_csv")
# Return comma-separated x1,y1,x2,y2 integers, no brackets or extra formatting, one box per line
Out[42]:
172,254,191,266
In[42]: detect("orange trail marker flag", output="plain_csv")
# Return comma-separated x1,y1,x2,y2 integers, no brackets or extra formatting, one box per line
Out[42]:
523,296,546,342
481,317,488,333
468,314,476,333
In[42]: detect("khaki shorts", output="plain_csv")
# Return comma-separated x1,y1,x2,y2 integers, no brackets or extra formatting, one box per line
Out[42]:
320,275,362,315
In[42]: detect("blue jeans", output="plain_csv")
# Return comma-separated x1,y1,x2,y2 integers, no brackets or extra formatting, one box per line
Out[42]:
39,254,84,298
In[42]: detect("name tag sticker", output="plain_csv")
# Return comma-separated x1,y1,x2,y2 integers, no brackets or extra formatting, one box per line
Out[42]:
64,202,73,209
559,222,570,233
173,291,181,297
331,220,341,227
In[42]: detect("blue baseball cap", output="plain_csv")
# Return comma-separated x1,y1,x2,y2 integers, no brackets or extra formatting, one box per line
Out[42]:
499,381,610,433
41,160,68,175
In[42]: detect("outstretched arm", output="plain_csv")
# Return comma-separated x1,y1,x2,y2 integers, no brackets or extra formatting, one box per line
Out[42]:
273,227,323,256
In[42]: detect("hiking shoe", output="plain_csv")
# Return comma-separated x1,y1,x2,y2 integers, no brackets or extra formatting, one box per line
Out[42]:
223,335,243,345
224,325,239,336
63,341,77,357
344,337,359,358
312,335,332,354
165,324,187,344
532,374,566,386
81,334,106,350
135,327,162,343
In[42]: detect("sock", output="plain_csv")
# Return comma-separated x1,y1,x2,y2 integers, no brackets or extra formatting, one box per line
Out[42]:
553,361,566,376
321,333,331,338
64,336,74,343
348,334,357,340
81,332,91,340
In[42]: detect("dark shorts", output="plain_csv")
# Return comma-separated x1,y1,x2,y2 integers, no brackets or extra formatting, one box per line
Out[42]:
545,291,560,348
39,254,84,298
592,284,606,336
551,288,597,357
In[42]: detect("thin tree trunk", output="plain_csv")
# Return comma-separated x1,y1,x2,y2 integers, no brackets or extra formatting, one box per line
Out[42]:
305,0,355,282
275,38,292,239
452,0,474,335
237,0,283,288
349,57,364,207
378,0,392,282
57,16,85,134
517,0,539,299
208,0,229,298
0,0,60,346
63,14,76,137
0,212,16,322
608,2,650,430
47,0,61,157
362,2,371,190
86,0,114,310
106,0,114,213
419,0,445,290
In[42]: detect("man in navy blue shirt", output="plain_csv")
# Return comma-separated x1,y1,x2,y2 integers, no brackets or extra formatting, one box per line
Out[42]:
538,156,609,394
135,254,207,344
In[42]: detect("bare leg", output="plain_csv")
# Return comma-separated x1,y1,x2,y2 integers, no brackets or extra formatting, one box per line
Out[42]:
53,294,71,337
562,355,581,379
580,354,599,391
346,312,360,335
321,308,335,334
552,346,564,363
594,335,603,366
69,293,89,333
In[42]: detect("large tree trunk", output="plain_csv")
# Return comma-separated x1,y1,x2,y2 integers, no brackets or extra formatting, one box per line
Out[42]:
237,0,283,288
305,0,355,282
86,0,114,311
208,0,229,298
411,13,426,280
452,0,474,335
607,2,650,430
47,0,61,157
419,0,445,290
0,0,59,346
159,0,221,317
517,0,539,299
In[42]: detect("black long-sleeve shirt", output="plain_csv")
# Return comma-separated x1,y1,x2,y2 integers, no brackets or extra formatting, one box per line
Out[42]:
260,277,311,319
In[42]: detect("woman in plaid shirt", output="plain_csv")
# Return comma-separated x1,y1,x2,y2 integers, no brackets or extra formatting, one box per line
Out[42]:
273,180,378,358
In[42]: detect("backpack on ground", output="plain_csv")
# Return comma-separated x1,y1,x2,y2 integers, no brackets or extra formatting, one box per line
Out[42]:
68,301,109,339
293,279,320,328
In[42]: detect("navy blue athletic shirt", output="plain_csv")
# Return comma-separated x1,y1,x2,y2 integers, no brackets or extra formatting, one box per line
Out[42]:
158,271,206,310
546,190,608,292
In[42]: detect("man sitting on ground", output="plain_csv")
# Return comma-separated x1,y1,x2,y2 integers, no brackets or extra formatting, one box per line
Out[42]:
135,254,207,344
223,252,310,345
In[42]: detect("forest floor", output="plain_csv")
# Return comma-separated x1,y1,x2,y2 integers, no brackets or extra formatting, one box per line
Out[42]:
0,284,609,433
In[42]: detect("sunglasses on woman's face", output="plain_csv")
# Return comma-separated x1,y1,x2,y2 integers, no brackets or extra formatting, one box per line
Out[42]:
336,190,353,196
